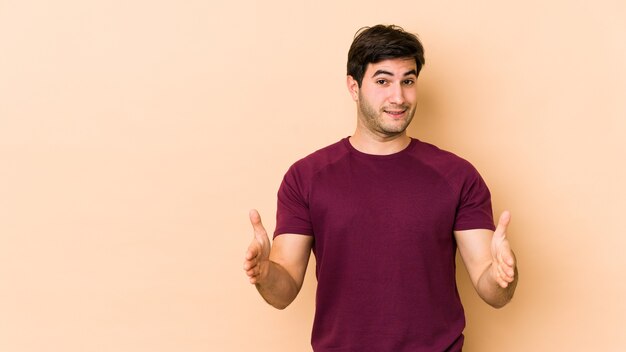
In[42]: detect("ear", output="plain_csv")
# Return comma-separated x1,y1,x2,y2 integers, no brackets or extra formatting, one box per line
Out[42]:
346,75,359,102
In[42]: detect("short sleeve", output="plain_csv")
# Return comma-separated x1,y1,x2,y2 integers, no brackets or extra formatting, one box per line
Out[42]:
274,164,314,238
453,166,496,231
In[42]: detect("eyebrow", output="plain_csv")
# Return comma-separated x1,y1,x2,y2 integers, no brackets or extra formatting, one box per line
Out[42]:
372,69,418,78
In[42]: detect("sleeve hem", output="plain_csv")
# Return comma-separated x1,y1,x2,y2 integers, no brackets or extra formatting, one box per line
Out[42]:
273,227,314,238
454,223,496,232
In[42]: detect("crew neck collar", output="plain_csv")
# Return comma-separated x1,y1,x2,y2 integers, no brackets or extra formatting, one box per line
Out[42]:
342,137,417,159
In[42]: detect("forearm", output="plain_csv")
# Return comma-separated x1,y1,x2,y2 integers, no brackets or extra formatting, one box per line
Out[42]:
255,261,300,310
476,264,519,308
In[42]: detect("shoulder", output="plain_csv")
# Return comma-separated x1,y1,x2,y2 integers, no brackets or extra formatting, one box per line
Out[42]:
287,138,350,177
411,139,477,173
408,139,489,195
278,138,350,203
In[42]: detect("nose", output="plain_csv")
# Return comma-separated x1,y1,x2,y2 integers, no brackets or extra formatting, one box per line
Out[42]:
389,82,405,105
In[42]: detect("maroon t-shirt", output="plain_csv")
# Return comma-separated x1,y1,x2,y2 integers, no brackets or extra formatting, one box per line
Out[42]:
275,138,495,352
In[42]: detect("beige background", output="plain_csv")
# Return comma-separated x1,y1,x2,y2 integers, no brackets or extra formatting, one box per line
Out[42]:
1,0,625,351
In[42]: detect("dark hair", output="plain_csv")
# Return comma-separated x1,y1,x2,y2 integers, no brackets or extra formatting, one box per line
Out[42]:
347,24,425,87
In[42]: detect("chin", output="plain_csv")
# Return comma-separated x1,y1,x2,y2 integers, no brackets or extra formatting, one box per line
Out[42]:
381,123,410,134
379,128,409,136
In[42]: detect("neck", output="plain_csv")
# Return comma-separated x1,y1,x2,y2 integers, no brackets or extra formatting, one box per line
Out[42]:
349,128,411,155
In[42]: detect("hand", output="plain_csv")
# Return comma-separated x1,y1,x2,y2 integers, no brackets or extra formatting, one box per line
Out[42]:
490,211,517,288
243,209,271,285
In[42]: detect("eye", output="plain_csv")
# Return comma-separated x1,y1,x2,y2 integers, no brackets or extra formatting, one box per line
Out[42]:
403,79,415,86
376,79,388,85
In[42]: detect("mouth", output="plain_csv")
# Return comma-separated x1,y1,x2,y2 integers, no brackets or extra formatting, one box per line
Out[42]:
383,109,407,118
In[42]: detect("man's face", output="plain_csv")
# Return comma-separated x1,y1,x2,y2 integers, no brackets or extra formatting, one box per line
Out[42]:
350,58,419,138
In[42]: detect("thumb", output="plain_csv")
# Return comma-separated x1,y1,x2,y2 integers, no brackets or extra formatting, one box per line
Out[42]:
249,209,269,242
494,210,511,239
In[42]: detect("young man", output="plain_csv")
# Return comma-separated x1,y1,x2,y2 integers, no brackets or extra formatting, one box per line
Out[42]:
244,24,518,351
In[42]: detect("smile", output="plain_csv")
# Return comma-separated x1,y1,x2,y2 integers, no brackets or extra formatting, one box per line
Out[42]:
384,109,407,116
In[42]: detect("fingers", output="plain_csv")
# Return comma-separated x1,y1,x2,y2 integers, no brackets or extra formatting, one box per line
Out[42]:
245,209,271,285
244,239,260,262
501,244,516,267
496,264,514,286
495,210,515,272
245,210,268,284
494,263,513,288
243,241,262,282
492,210,515,288
495,246,516,287
244,262,261,283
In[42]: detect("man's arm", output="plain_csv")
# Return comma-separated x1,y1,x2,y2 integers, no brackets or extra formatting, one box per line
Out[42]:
243,209,313,309
454,211,519,308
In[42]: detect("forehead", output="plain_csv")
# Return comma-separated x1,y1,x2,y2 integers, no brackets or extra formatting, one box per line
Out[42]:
365,58,417,75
